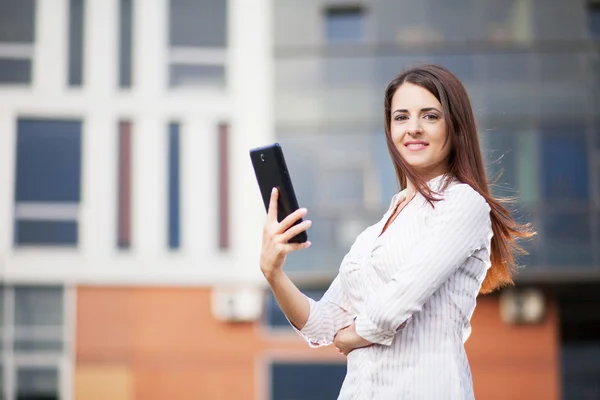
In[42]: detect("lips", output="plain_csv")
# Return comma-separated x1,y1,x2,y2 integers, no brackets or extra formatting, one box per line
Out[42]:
404,141,429,150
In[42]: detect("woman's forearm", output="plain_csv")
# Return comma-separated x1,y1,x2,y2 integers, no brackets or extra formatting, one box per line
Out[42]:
265,269,311,330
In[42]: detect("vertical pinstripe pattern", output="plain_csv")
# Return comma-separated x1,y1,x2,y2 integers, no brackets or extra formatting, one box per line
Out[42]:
293,175,494,399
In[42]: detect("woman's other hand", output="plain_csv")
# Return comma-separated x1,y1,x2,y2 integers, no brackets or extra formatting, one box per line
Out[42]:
260,188,312,281
334,323,373,356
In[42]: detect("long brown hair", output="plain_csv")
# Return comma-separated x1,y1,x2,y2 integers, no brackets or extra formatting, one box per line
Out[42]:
383,64,535,294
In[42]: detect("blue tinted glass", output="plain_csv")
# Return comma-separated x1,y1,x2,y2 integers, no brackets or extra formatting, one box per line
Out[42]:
544,211,591,244
0,59,31,83
485,131,519,198
540,126,589,200
15,220,77,246
562,344,600,399
271,362,346,400
15,119,82,202
372,131,397,205
266,289,326,328
168,123,180,249
543,210,592,266
431,54,477,82
589,8,600,38
326,8,364,43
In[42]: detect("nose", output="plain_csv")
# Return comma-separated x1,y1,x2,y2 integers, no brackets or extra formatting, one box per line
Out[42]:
406,118,422,135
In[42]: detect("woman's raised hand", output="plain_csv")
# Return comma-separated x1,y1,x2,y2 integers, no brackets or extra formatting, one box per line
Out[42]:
260,188,312,280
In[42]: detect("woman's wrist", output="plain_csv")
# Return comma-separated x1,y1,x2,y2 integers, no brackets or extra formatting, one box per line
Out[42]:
262,266,284,284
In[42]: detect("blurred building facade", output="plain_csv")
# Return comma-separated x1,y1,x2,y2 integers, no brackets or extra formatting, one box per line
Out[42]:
0,0,598,399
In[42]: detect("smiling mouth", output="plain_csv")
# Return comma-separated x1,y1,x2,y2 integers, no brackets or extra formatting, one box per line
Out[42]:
405,142,429,150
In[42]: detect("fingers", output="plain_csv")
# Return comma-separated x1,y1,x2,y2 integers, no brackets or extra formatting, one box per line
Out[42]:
278,207,307,232
281,219,312,243
285,240,312,252
266,187,279,221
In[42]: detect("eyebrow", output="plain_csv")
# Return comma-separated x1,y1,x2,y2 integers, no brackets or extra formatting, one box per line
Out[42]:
392,107,441,114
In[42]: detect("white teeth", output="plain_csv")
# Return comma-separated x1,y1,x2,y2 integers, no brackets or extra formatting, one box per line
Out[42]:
407,143,427,147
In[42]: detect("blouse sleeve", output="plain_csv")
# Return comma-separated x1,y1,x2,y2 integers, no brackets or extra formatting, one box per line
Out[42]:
354,185,492,346
290,275,356,348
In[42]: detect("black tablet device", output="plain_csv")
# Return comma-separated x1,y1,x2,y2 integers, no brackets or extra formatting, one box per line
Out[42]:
249,143,308,243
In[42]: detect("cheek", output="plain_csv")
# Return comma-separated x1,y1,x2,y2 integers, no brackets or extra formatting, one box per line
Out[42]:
390,126,404,143
432,128,449,153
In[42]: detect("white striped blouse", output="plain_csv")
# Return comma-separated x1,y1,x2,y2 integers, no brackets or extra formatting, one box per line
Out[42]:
293,174,494,399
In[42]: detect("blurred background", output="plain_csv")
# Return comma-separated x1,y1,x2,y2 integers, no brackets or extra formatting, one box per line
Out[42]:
0,0,599,399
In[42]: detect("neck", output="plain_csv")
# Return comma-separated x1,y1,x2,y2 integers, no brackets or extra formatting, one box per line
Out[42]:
405,171,448,196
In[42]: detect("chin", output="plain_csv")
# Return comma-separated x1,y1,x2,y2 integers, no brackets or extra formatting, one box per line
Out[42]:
401,156,432,168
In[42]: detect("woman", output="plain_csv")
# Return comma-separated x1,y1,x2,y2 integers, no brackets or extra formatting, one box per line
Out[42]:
259,64,533,399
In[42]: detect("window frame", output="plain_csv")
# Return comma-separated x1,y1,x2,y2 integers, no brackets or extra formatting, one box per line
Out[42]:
167,0,227,89
13,118,83,248
0,285,73,400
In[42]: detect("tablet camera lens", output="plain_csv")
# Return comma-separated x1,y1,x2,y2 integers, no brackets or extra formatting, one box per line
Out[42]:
260,154,265,162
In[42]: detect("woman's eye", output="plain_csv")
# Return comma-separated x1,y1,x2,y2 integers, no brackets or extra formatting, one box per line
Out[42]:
394,115,408,121
424,114,438,120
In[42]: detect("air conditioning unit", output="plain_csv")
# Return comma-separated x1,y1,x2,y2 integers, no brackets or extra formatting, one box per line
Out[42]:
499,288,546,325
211,285,264,323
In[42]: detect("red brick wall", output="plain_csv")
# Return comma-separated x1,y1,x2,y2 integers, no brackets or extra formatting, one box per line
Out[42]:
75,287,560,400
467,294,561,400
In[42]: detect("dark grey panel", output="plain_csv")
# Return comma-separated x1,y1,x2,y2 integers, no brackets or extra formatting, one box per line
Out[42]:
15,220,78,246
0,0,36,43
169,0,226,47
0,59,31,84
68,0,85,86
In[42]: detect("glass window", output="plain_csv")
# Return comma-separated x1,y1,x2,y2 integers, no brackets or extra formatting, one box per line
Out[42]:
0,0,35,84
15,119,82,202
0,286,66,399
372,131,398,206
589,5,600,38
15,287,63,327
0,286,4,329
168,0,227,89
325,6,365,44
319,168,364,208
68,0,85,86
119,0,133,88
14,119,82,247
17,367,59,400
168,123,181,250
0,0,36,43
270,362,346,400
217,123,230,250
0,59,31,84
540,125,589,201
484,130,519,198
117,121,133,249
169,0,226,47
543,210,593,266
277,131,384,273
15,221,78,246
169,64,225,88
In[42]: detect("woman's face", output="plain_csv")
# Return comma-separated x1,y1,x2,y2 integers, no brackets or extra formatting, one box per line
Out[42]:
389,82,451,179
